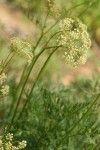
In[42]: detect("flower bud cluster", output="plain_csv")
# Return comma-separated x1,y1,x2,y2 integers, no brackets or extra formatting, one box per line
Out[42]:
47,0,60,18
57,18,91,67
0,133,27,150
0,73,9,96
9,37,33,64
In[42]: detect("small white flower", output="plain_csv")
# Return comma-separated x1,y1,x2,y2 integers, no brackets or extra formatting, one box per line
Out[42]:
0,73,7,85
0,133,26,150
5,142,12,150
0,147,4,150
18,140,27,149
0,85,9,95
6,133,13,141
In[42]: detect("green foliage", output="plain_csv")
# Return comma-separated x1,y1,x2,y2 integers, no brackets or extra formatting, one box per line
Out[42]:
11,77,100,150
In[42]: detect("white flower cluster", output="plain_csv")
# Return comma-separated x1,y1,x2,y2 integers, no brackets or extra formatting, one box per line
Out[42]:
0,73,7,84
10,37,33,64
57,18,91,67
6,133,13,141
0,73,9,96
48,0,60,17
18,141,27,149
0,133,27,150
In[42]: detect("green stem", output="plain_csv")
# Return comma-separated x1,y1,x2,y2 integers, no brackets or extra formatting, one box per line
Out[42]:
78,0,99,17
33,33,43,52
33,12,49,53
7,49,45,130
3,53,15,69
67,93,100,135
7,64,28,118
3,52,12,66
0,52,15,74
16,64,29,91
17,47,59,120
42,11,50,30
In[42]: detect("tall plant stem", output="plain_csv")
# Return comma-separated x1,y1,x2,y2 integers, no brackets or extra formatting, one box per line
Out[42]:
16,64,29,91
33,12,49,53
0,52,15,74
7,64,28,118
17,47,59,120
7,49,45,130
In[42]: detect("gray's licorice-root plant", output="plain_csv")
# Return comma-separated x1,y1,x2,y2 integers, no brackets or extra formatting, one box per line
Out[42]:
0,0,100,149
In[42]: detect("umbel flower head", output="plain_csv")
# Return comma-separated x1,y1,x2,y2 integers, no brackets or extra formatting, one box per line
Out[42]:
57,18,91,67
0,133,27,150
10,37,33,64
